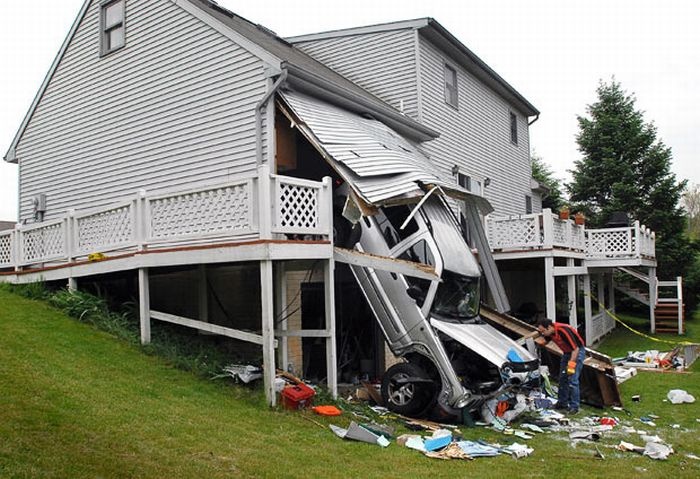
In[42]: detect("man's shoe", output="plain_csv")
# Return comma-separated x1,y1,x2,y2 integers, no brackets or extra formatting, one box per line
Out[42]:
553,403,568,411
567,408,579,415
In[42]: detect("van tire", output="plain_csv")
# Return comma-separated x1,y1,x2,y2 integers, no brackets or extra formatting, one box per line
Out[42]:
381,362,435,416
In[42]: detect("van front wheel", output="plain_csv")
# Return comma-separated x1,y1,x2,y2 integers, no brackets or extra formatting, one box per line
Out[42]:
381,362,435,416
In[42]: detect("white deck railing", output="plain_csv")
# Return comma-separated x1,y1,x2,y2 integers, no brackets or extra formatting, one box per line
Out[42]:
485,208,586,253
585,221,655,260
486,209,655,262
0,165,332,270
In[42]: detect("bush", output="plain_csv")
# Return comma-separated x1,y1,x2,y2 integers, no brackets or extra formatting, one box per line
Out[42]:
684,253,700,315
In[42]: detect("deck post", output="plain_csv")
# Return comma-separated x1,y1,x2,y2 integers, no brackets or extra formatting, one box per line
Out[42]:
648,267,656,333
544,256,556,320
138,267,151,344
583,274,593,345
324,258,338,398
608,273,616,314
566,258,577,328
260,259,276,406
68,277,78,291
275,262,288,371
676,276,683,334
542,209,554,249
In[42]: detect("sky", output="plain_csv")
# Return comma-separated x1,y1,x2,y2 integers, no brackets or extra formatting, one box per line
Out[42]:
1,0,698,221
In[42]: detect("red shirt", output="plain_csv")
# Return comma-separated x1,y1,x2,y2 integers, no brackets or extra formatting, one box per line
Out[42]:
546,323,585,353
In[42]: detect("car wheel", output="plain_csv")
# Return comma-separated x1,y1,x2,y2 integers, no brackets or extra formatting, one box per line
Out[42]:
381,362,435,416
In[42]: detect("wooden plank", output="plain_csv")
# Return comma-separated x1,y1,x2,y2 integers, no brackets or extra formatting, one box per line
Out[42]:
333,247,438,281
480,305,622,407
150,309,276,347
274,329,331,338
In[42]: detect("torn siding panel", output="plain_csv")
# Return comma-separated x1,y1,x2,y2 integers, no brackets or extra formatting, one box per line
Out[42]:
280,90,470,206
17,0,268,221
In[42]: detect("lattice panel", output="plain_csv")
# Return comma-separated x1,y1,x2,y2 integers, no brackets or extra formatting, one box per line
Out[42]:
587,230,631,257
22,223,65,263
277,183,319,231
77,205,133,253
0,233,12,265
149,184,251,239
487,217,539,249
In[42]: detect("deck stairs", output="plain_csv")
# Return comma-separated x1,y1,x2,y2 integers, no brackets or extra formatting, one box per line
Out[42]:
614,268,684,334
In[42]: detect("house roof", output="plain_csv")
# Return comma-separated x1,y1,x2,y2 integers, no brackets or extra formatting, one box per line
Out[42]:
3,0,438,163
288,17,540,117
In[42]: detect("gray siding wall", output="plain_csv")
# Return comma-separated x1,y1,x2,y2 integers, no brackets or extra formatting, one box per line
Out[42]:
17,0,269,221
417,36,532,216
294,29,419,118
531,192,543,214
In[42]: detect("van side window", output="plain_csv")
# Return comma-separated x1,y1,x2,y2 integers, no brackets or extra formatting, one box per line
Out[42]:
399,240,434,307
398,240,434,266
375,205,419,248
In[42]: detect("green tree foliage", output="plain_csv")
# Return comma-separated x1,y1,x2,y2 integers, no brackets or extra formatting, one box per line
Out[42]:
531,153,565,211
568,80,692,278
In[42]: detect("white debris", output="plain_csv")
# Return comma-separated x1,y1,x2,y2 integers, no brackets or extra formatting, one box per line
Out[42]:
667,389,696,404
643,442,673,460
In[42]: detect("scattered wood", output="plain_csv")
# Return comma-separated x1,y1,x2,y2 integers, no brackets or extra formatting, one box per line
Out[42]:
361,381,384,406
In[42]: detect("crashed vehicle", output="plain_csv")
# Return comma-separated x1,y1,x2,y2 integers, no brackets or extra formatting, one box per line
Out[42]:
336,191,540,417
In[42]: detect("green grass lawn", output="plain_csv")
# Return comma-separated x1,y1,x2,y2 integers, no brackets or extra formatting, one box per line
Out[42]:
1,288,699,478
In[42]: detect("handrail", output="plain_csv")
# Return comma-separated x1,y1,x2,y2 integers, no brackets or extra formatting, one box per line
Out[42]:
4,166,331,270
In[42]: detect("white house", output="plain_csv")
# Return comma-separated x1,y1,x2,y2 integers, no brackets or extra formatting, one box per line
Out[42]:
0,0,679,405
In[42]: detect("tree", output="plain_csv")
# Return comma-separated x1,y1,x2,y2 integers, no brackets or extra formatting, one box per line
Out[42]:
683,183,700,240
531,153,565,211
568,80,691,278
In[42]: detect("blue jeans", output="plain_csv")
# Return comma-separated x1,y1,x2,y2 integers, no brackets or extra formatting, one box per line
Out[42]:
557,348,585,410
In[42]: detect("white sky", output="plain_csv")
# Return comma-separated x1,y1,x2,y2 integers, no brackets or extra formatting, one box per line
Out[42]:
1,0,698,221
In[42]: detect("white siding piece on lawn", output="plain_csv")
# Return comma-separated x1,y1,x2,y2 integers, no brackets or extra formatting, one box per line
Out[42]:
16,0,270,222
417,37,532,217
293,29,419,119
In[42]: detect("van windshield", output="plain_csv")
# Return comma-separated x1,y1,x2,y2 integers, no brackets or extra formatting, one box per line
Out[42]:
431,270,480,320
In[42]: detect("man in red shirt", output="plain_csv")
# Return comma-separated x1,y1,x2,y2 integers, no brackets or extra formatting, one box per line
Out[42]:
536,318,586,413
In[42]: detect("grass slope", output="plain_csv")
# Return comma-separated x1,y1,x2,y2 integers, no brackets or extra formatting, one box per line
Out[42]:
1,289,699,478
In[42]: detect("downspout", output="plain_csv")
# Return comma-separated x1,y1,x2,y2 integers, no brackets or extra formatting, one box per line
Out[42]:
256,67,289,166
528,113,540,126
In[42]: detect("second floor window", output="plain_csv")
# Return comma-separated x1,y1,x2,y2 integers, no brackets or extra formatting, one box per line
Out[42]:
444,64,458,108
510,112,518,145
101,0,125,56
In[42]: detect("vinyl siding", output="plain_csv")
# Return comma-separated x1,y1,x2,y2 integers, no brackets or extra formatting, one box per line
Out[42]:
17,0,269,221
418,36,532,216
294,29,418,118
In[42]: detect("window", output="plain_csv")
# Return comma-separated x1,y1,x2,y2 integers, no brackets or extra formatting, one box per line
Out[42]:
444,64,458,108
375,205,419,249
510,112,518,145
101,0,125,55
399,240,436,307
457,173,471,192
525,195,533,214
